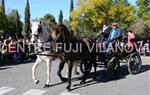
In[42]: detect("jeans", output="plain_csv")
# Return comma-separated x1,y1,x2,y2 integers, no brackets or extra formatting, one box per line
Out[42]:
102,40,116,54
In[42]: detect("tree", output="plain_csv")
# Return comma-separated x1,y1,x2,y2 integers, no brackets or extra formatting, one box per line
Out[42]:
40,13,56,26
113,0,129,5
70,0,136,36
129,19,150,38
136,0,150,19
69,0,74,22
58,10,63,24
15,10,23,39
23,0,30,37
7,10,17,38
64,19,70,27
7,10,22,39
0,0,7,33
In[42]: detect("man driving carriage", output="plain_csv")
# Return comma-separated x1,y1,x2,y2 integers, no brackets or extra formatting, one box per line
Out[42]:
99,22,122,56
98,22,112,47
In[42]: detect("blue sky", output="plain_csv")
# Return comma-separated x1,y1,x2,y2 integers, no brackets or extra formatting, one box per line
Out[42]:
5,0,136,22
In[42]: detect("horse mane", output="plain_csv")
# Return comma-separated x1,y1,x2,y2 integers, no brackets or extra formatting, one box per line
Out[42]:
57,24,74,42
49,23,57,40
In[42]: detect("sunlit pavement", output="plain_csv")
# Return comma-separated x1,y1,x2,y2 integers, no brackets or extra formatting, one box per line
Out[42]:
0,56,149,95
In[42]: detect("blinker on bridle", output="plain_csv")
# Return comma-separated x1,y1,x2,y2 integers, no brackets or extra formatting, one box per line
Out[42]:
31,25,42,38
38,25,42,34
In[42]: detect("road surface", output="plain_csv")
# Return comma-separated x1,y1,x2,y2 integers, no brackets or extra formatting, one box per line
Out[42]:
0,56,149,95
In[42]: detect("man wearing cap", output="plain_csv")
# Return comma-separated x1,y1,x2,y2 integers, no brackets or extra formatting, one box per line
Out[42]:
102,22,122,55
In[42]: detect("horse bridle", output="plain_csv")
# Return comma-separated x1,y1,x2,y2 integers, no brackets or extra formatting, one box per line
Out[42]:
31,25,42,38
57,26,65,42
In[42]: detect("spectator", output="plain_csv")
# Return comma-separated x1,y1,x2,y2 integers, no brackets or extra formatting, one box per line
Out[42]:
0,35,4,42
8,39,16,64
17,37,24,62
23,37,29,60
0,36,3,66
1,39,9,65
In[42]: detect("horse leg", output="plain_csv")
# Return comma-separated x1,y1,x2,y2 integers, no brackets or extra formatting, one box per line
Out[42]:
80,60,87,84
66,61,73,91
57,61,68,82
74,61,80,75
93,59,97,80
44,58,52,88
32,58,41,84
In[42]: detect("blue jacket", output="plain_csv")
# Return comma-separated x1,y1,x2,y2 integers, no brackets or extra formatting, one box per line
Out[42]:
107,28,122,43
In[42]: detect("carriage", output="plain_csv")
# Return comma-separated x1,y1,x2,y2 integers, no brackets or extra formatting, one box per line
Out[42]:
80,40,142,75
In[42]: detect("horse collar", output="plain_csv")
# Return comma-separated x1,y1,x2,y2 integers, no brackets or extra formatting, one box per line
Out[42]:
46,37,52,43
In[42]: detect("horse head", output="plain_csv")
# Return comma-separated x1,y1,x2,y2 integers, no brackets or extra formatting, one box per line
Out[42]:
30,21,43,43
55,24,73,43
30,21,49,44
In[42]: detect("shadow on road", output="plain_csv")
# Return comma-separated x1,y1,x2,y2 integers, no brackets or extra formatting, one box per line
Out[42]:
39,64,150,91
47,81,68,88
0,67,13,70
71,64,150,91
139,64,150,74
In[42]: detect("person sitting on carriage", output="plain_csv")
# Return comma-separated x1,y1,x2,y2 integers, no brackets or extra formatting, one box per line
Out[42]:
102,22,122,56
127,30,136,47
98,22,112,48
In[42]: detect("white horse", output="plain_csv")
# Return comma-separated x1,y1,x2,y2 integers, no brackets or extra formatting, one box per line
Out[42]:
30,21,80,88
30,21,53,88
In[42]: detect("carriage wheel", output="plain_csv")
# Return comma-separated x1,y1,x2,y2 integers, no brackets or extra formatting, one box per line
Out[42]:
107,57,120,74
80,60,92,75
128,53,142,75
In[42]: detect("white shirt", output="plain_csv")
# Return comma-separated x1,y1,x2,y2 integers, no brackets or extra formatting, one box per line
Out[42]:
102,26,108,33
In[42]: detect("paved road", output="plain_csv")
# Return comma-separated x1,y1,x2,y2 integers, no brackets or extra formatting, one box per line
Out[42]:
0,56,149,95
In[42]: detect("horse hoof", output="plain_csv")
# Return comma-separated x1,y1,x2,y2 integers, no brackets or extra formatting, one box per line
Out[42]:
80,80,85,85
43,84,50,88
61,78,68,82
65,86,71,91
35,80,40,84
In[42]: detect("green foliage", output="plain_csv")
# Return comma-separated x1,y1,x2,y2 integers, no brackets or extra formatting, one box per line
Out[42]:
136,0,150,19
129,19,150,38
70,0,74,13
15,10,23,39
58,10,63,24
113,0,130,5
0,0,7,33
70,0,136,37
0,0,5,14
70,0,74,22
0,0,22,39
64,19,70,27
23,0,30,37
7,10,22,39
40,13,56,25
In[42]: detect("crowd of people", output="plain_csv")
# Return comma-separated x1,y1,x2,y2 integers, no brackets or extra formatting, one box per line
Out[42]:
0,35,36,66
